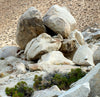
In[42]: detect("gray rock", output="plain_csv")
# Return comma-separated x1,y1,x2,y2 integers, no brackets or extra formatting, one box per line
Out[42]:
43,5,76,38
83,29,100,44
24,33,62,60
71,63,100,97
16,7,46,49
0,46,20,59
93,46,100,64
59,82,90,97
32,85,64,97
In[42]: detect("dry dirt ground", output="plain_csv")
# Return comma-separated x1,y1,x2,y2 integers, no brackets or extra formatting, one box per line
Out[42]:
0,0,100,48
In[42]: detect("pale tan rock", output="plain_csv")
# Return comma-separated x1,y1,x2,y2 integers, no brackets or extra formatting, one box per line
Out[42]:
28,64,43,71
16,7,46,49
43,5,76,38
38,51,74,65
37,64,90,73
24,33,62,60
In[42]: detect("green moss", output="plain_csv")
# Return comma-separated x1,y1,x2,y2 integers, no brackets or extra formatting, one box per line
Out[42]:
33,68,86,90
5,81,34,97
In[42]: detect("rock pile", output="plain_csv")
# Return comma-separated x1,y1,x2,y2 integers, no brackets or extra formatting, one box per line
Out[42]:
0,5,100,97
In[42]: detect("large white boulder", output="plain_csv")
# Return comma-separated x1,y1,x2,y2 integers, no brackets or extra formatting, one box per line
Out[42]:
24,33,62,60
0,46,20,59
59,82,90,97
32,85,64,97
43,5,76,38
71,63,100,97
38,51,74,65
73,45,94,66
93,46,100,64
16,7,46,49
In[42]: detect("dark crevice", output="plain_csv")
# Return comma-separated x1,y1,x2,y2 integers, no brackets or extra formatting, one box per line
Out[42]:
45,25,57,36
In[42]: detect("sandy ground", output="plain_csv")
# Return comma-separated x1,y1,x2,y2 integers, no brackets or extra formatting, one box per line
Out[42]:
0,0,100,48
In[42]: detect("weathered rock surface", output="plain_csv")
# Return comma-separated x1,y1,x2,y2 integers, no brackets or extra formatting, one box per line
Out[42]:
93,46,100,64
69,30,85,46
59,82,90,97
73,45,94,66
28,64,43,71
43,5,76,38
60,30,85,59
16,7,46,49
13,62,26,73
6,56,33,66
38,51,74,65
0,56,32,74
0,46,20,59
60,39,77,53
88,44,99,53
82,28,100,44
71,63,100,97
32,85,64,97
24,33,62,60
